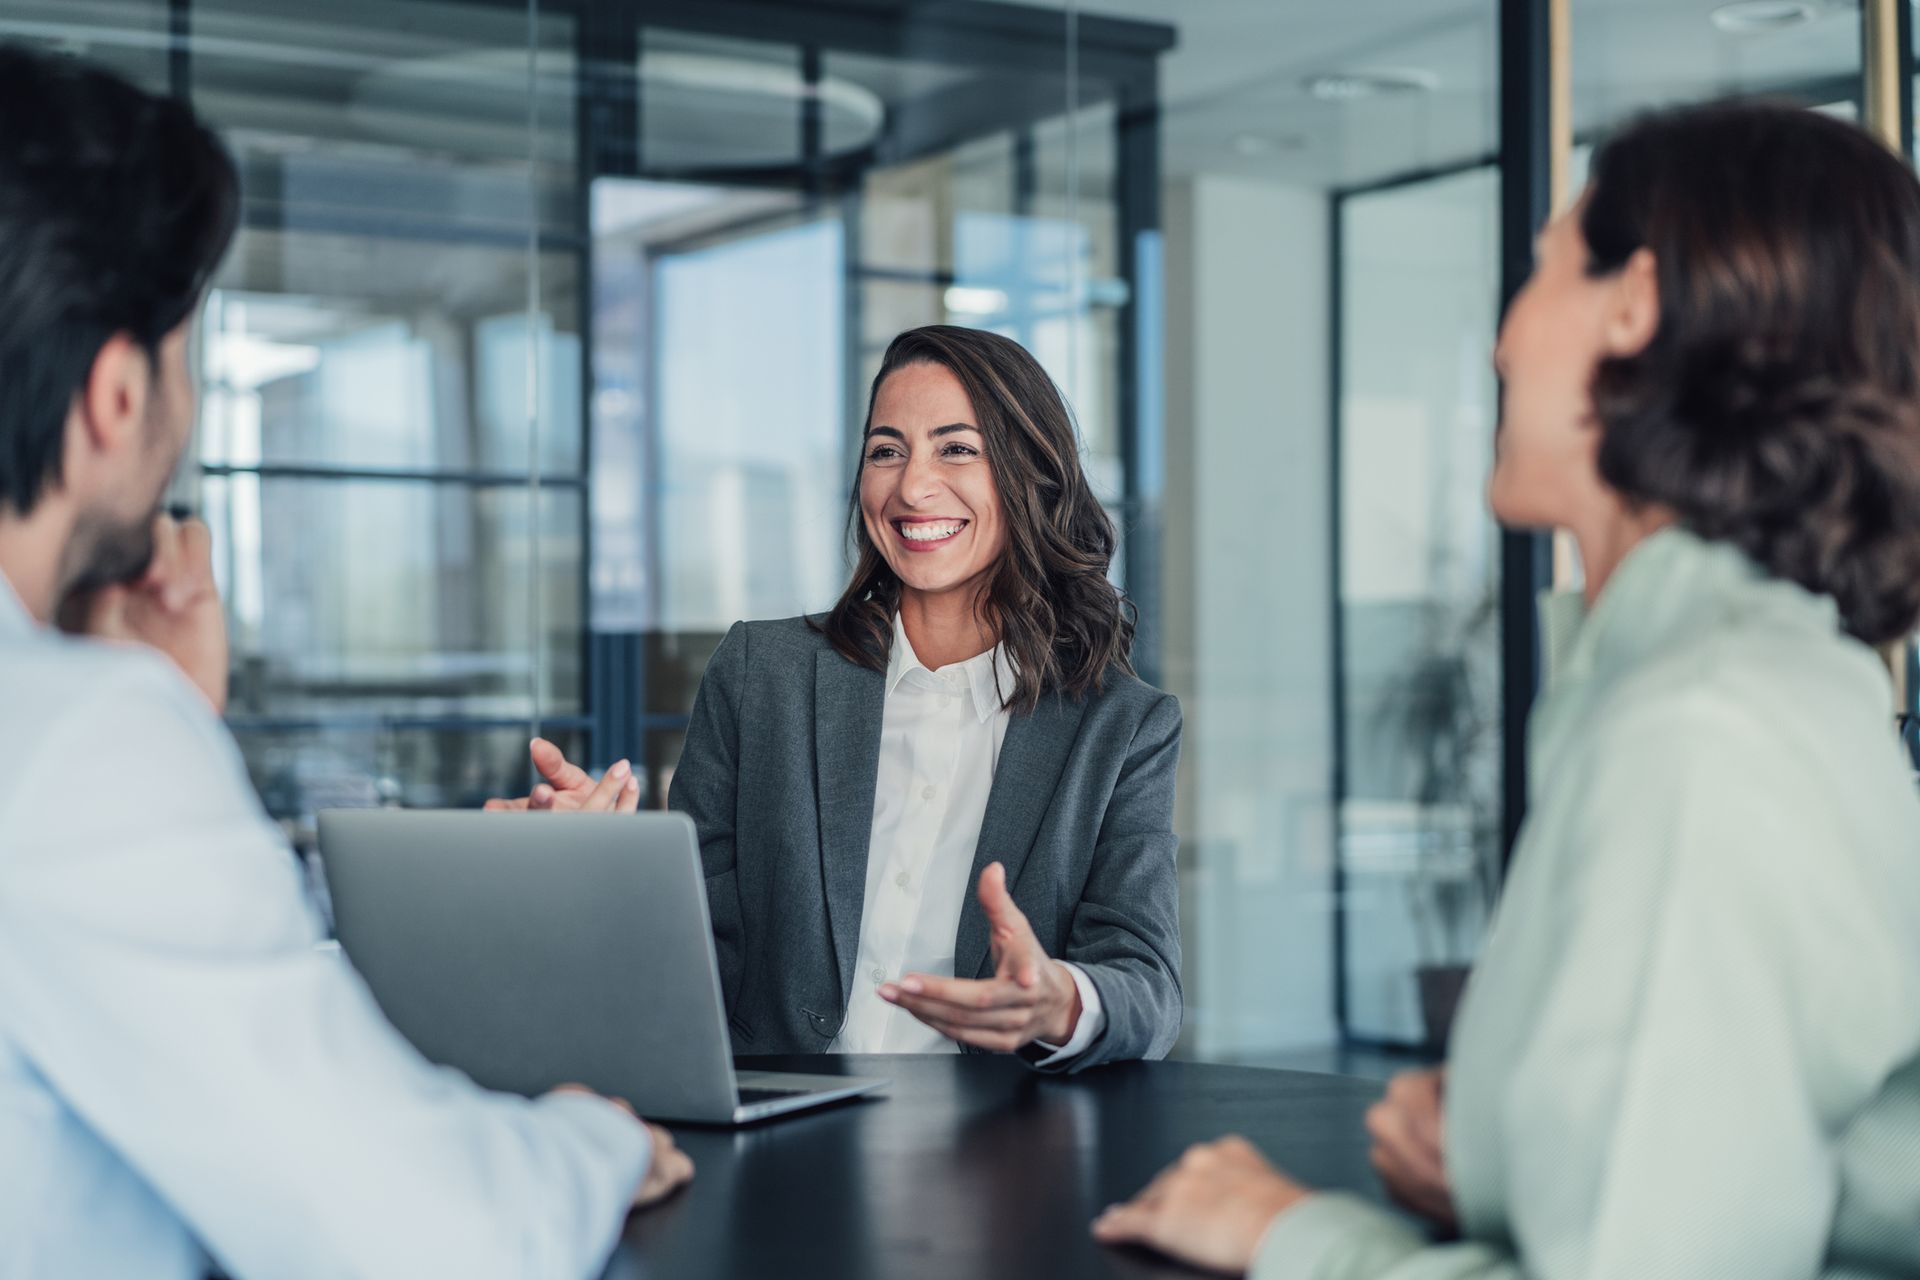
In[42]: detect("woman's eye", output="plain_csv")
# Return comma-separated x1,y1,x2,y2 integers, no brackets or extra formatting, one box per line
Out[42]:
941,443,979,458
866,444,903,462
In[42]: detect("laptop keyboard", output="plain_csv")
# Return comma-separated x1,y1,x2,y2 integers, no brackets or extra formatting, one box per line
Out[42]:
737,1087,809,1107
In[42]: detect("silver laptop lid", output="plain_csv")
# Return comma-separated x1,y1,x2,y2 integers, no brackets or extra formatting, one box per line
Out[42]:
318,810,742,1123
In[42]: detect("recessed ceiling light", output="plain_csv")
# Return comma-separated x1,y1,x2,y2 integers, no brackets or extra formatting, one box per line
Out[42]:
1304,68,1440,103
1709,1,1824,34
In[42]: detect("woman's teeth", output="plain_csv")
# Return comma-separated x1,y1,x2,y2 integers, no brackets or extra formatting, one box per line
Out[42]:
901,521,965,542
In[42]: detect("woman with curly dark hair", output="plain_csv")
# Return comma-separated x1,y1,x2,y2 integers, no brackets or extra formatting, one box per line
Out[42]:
494,325,1182,1069
1098,101,1920,1277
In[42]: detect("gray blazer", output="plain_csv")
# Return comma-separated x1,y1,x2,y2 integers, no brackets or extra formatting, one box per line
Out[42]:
668,615,1183,1073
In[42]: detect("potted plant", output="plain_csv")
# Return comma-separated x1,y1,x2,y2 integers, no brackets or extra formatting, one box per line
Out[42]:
1372,591,1501,1051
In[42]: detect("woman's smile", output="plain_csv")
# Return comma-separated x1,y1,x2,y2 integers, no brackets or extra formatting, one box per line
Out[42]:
892,516,971,551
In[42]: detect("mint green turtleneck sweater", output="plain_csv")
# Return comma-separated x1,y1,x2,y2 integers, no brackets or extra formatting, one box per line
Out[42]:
1257,528,1920,1280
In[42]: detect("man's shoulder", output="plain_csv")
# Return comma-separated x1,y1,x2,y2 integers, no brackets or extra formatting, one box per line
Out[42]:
0,635,230,806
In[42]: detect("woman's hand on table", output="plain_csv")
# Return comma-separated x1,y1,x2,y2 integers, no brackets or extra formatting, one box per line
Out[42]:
1092,1135,1311,1273
1367,1067,1456,1231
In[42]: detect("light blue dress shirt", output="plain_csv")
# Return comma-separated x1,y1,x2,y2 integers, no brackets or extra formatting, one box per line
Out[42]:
1256,528,1920,1278
0,575,650,1279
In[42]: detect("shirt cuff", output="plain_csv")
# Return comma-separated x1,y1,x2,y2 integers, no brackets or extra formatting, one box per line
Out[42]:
1248,1193,1426,1280
1029,962,1107,1065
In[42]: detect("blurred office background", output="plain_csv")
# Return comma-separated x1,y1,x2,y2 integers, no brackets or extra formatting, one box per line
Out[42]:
3,0,1911,1070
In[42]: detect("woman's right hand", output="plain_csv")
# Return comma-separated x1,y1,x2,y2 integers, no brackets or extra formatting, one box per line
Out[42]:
483,737,640,813
1366,1067,1457,1231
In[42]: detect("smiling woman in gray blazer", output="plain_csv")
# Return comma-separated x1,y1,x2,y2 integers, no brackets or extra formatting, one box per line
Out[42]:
496,325,1182,1072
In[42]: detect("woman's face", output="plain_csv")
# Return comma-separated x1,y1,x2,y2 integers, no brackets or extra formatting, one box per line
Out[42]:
859,360,1008,602
1489,196,1658,529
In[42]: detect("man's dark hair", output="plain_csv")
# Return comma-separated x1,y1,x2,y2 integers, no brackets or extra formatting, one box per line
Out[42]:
1583,100,1920,646
0,44,239,516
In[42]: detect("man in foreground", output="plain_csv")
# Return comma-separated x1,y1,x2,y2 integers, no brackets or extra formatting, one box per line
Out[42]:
0,45,690,1279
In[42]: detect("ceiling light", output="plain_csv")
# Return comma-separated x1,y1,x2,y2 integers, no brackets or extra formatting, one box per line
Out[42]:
944,286,1009,317
1709,2,1825,34
1304,68,1439,103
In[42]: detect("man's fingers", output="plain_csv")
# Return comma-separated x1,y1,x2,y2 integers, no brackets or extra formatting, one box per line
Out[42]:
615,775,641,814
529,784,556,811
142,516,215,611
530,737,593,791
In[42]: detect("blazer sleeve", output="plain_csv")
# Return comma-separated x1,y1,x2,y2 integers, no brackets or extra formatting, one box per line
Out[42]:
0,659,649,1280
1045,690,1185,1073
667,620,750,1016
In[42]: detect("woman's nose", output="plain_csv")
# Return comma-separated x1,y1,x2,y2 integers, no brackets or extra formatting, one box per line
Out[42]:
899,451,943,504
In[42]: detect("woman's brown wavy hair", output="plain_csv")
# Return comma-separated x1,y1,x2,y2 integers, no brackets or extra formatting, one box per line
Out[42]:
1582,100,1920,646
818,325,1135,712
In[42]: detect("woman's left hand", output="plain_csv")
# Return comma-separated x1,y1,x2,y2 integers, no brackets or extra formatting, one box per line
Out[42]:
1092,1136,1312,1273
482,738,640,814
880,861,1081,1052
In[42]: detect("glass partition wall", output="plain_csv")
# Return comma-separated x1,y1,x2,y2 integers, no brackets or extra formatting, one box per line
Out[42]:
1,0,1908,1069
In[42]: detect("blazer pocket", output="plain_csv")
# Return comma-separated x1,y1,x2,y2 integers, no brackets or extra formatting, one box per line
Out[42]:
728,1013,757,1045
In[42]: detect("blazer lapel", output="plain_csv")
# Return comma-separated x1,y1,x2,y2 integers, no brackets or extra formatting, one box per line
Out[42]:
953,691,1089,981
814,650,887,1008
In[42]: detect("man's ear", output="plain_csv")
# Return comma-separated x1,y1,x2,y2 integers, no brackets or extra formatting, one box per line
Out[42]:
72,333,152,462
1602,247,1660,358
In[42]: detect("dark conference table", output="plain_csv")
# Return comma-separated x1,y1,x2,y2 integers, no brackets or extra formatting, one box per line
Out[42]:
604,1054,1408,1280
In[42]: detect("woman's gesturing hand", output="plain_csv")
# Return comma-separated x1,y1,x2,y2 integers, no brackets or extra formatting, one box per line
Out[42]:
879,862,1082,1053
482,737,640,814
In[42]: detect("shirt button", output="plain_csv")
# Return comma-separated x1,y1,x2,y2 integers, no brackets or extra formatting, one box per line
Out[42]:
896,872,911,890
871,967,885,986
922,785,937,800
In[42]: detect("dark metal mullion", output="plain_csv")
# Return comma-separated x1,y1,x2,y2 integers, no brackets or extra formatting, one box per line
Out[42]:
1116,66,1162,686
229,714,597,735
199,462,586,489
1498,0,1556,870
1896,1,1918,772
576,3,639,775
801,45,824,205
1328,192,1352,1045
841,185,866,523
1901,1,1916,158
167,0,190,101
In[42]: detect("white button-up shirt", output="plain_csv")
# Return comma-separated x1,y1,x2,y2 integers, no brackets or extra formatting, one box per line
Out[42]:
831,615,1104,1062
0,571,647,1280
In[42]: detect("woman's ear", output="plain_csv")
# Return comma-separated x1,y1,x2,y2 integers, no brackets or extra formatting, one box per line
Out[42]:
1603,246,1660,358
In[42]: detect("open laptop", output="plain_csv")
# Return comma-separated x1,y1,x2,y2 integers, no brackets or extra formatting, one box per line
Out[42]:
318,809,886,1125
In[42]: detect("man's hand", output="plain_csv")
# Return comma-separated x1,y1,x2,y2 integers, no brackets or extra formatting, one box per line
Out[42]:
1092,1136,1310,1273
1367,1067,1456,1230
879,861,1081,1052
550,1085,694,1210
71,513,228,712
483,738,639,814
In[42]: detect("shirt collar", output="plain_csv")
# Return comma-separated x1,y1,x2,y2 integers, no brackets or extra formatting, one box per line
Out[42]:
1544,525,1839,691
0,566,35,639
885,613,1017,723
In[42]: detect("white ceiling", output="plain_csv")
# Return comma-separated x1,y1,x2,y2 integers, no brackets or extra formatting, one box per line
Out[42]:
1059,0,1866,188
